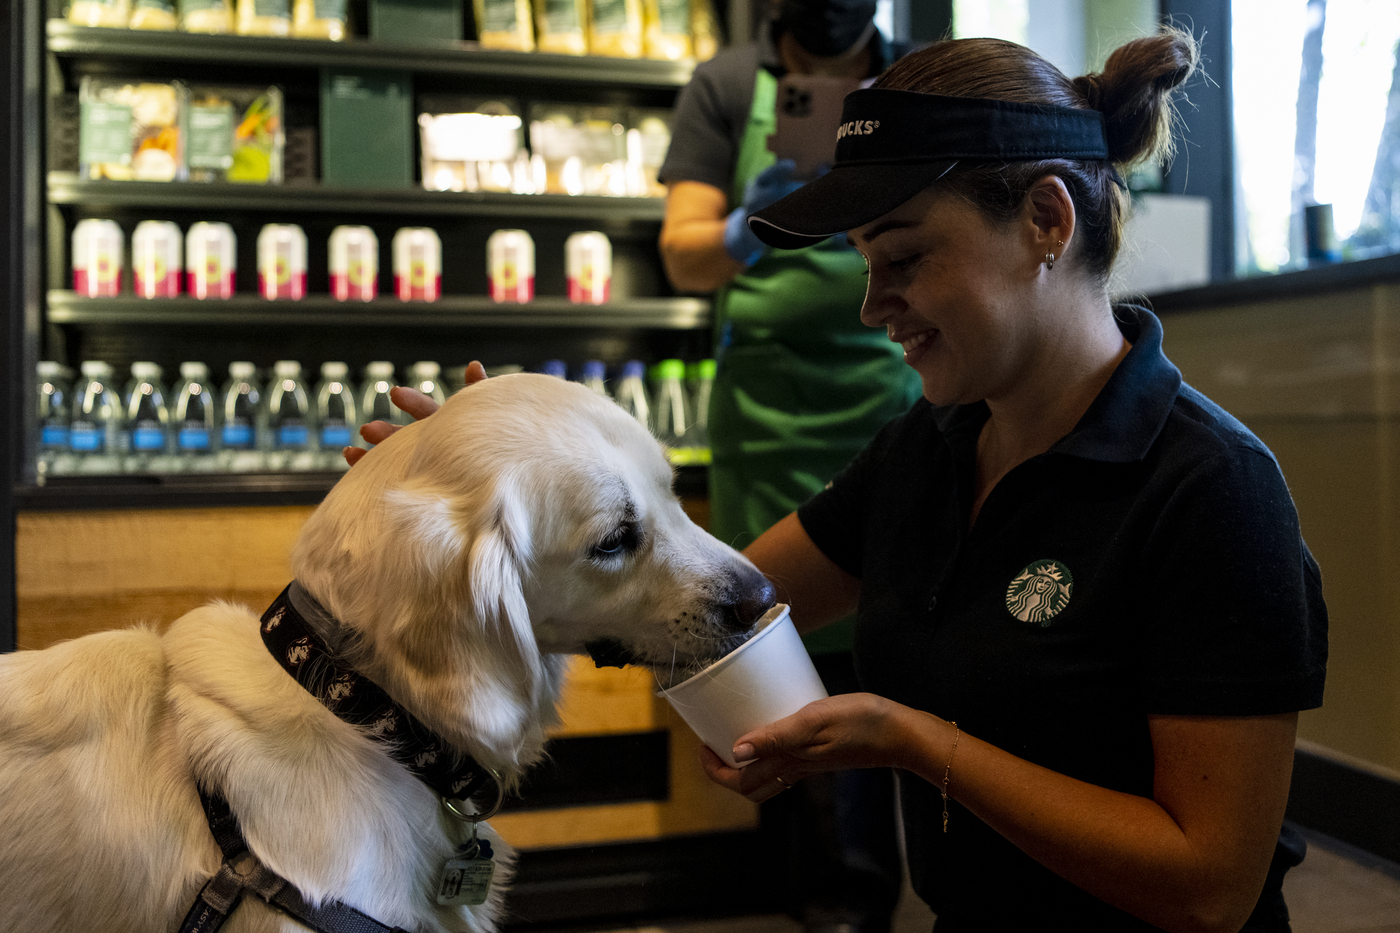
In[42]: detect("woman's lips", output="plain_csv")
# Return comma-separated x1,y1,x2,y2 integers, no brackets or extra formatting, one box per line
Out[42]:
894,329,936,367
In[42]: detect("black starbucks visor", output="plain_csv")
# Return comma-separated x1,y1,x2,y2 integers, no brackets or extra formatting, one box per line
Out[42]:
748,88,1110,249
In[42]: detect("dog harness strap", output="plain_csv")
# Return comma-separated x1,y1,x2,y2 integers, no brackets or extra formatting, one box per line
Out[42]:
260,583,492,803
187,788,410,933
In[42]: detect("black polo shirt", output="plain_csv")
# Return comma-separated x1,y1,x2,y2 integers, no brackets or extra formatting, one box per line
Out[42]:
797,305,1328,931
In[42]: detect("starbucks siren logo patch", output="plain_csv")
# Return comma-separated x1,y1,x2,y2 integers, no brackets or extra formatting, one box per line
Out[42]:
1005,559,1073,626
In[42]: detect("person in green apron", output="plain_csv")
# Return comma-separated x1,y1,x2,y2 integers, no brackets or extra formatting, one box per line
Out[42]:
659,4,921,932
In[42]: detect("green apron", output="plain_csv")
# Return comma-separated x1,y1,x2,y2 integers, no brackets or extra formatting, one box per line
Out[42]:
709,68,922,654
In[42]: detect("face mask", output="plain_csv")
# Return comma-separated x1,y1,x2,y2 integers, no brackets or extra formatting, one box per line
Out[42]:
778,0,878,57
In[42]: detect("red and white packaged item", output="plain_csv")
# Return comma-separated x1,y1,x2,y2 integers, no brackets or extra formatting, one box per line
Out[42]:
257,223,307,300
132,220,183,298
329,225,379,301
392,227,441,301
566,231,611,304
487,228,535,303
72,218,124,297
185,222,237,299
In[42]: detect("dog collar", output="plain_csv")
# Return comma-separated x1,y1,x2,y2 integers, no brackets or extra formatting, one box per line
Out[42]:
260,583,493,803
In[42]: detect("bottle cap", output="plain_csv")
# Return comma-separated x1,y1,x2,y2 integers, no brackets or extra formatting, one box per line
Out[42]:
621,360,645,379
229,361,257,378
582,360,606,381
131,361,163,379
410,360,441,377
37,361,64,378
180,361,209,378
321,361,350,378
365,361,396,378
274,360,302,376
81,360,114,377
541,359,567,378
697,358,717,379
657,358,685,380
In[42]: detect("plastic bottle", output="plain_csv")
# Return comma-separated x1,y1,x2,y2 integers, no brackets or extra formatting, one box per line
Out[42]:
71,361,123,474
540,359,568,379
580,360,609,396
360,361,397,434
123,362,172,473
688,358,715,464
315,361,359,470
614,359,651,433
172,361,218,472
393,361,447,426
219,361,266,472
266,360,316,471
36,361,73,480
651,358,697,462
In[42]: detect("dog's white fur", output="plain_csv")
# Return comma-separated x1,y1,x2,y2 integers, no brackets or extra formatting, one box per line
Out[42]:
0,374,772,933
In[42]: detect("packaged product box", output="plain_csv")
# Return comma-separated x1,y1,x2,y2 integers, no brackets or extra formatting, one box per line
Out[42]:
418,95,527,193
472,0,534,51
293,0,347,38
129,0,179,30
528,103,628,195
588,0,644,58
534,0,588,55
180,0,235,33
67,0,131,28
626,107,672,197
690,0,720,61
186,85,284,184
79,78,187,182
237,0,292,35
320,68,414,188
369,0,463,42
642,0,691,61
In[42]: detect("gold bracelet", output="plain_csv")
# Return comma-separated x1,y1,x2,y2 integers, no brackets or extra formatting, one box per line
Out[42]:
941,721,960,833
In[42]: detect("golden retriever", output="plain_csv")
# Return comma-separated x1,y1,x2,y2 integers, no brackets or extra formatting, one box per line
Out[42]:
0,373,774,933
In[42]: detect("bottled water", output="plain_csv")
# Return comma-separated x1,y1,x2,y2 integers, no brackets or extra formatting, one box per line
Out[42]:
315,361,359,470
70,360,123,474
688,359,715,464
652,358,699,463
172,361,218,472
540,359,567,379
266,360,316,471
394,361,447,425
35,361,74,479
614,360,650,433
360,361,397,431
580,360,608,396
123,362,173,473
219,361,266,472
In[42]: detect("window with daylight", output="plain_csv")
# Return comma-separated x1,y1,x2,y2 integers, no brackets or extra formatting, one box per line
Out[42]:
1233,0,1400,275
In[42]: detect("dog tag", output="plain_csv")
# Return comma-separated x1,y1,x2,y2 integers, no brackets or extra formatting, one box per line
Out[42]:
436,855,494,906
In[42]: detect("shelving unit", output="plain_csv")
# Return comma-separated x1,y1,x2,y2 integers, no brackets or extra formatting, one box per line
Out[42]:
31,14,711,504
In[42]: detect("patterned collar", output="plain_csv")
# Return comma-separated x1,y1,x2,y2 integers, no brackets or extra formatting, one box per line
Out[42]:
259,583,492,803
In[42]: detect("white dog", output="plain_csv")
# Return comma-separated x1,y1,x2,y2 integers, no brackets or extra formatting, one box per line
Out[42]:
0,374,774,933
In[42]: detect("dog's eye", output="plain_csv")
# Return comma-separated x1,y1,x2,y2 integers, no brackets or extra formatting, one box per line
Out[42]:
590,523,640,560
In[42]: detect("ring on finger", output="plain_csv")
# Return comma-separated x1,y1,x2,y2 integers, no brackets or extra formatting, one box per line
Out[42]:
774,776,791,790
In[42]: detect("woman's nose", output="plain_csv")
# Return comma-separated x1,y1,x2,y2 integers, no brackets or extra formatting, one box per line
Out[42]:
859,275,895,328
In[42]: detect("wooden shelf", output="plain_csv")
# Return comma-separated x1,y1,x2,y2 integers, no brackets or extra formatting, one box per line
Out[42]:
47,21,696,90
47,291,710,329
48,174,669,221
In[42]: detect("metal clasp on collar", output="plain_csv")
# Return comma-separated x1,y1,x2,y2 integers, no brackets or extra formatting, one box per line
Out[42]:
440,768,505,824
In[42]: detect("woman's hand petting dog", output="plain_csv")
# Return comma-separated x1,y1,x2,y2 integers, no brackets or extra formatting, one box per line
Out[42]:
344,360,488,466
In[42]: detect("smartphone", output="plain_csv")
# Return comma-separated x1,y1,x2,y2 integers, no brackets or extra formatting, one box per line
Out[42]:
768,73,860,179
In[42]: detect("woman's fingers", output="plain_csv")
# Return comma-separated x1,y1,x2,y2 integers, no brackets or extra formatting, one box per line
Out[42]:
463,360,488,385
389,385,441,421
698,745,795,803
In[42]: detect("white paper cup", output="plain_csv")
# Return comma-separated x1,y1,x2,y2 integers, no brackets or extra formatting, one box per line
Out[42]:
658,604,828,768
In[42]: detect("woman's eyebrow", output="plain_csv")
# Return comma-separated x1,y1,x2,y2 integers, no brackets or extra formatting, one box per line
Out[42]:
850,218,921,247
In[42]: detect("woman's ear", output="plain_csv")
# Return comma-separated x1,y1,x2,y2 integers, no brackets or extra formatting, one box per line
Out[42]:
1026,174,1077,259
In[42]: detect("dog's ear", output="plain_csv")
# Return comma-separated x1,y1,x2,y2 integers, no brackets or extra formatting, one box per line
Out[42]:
372,479,553,768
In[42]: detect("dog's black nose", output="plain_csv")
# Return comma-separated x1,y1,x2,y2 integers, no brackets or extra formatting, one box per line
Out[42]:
724,566,777,632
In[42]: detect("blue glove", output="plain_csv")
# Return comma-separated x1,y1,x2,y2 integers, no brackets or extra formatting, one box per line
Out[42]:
723,158,803,266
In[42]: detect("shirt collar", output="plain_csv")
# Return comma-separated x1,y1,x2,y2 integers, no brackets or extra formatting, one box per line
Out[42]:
929,305,1182,464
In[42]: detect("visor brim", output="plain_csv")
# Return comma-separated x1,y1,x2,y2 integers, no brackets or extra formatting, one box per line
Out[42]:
747,159,958,250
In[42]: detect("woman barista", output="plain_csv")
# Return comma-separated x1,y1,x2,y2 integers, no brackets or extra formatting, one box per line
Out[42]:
658,3,919,931
699,30,1329,933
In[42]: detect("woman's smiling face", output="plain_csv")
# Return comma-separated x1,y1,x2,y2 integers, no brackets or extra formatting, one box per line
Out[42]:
850,185,1043,407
